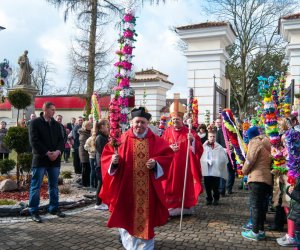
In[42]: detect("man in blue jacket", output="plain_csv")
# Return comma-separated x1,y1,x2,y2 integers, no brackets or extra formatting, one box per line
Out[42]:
28,101,65,223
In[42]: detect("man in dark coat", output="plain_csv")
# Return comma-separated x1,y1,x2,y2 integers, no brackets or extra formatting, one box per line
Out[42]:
66,117,76,132
28,102,65,223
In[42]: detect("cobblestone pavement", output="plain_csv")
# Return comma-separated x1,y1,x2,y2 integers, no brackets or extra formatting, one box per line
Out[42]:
0,173,293,249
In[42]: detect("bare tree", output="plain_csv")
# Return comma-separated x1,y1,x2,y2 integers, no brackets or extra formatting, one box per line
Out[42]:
46,0,171,115
202,0,298,117
68,19,114,95
7,64,19,89
46,0,126,115
32,59,56,95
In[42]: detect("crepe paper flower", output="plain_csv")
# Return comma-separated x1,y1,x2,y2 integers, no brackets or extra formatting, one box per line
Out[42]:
116,50,124,56
121,61,132,70
114,62,122,67
119,78,130,88
124,29,134,39
122,45,133,55
124,13,135,23
285,128,300,183
122,98,129,107
109,10,137,147
257,74,289,175
120,113,128,123
221,109,246,165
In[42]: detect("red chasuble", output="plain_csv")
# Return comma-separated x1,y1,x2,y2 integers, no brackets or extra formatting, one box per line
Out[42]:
100,128,173,240
162,126,203,209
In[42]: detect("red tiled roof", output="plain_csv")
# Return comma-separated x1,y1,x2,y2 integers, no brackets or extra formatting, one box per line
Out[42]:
0,95,111,110
131,77,174,85
281,13,300,20
136,69,168,77
176,21,237,37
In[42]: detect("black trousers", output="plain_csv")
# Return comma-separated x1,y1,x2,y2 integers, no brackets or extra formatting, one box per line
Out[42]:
249,182,272,233
72,148,81,174
0,153,9,160
226,164,236,192
81,162,90,187
95,166,103,205
272,181,286,229
204,176,220,202
295,226,300,250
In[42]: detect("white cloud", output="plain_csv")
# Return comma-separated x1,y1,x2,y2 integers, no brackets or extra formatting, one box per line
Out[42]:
37,23,73,87
0,0,209,97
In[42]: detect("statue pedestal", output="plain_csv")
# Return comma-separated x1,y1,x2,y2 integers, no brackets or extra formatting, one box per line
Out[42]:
8,85,39,122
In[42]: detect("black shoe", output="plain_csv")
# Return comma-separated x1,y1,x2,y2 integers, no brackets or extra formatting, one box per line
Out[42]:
206,201,212,205
31,213,42,223
213,200,219,206
49,210,66,218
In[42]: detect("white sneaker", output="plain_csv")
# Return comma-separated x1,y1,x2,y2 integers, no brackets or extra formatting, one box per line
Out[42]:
94,204,108,210
277,234,297,247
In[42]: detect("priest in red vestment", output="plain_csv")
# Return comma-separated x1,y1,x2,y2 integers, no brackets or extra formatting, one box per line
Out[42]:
100,107,174,249
162,103,203,216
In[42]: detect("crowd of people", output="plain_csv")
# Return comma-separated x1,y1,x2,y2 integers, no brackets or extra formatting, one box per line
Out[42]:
0,102,299,250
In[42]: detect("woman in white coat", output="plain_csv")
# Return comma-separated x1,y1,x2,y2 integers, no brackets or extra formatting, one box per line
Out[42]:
200,131,228,205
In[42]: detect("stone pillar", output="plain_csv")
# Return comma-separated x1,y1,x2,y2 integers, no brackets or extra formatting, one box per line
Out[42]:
280,15,300,120
176,22,236,122
8,85,39,122
131,69,173,121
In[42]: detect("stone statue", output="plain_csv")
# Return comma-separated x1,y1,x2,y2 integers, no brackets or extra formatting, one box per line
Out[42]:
17,50,33,85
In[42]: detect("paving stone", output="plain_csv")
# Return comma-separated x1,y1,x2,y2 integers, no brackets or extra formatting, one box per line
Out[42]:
0,181,295,250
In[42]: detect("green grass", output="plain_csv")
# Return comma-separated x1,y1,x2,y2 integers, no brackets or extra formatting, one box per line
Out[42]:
60,170,72,179
0,199,17,205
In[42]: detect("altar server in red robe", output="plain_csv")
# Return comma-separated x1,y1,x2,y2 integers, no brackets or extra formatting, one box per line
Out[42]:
100,107,174,250
162,100,203,216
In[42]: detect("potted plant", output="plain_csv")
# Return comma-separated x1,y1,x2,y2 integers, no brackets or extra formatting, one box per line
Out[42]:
7,89,31,125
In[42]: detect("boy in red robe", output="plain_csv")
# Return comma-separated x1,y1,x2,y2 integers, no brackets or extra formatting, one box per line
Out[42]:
162,111,203,216
100,107,174,249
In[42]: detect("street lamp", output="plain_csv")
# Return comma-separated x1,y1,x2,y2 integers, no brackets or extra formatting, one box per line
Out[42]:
0,26,6,31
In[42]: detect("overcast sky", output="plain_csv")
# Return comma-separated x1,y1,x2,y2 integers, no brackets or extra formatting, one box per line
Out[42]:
0,0,213,98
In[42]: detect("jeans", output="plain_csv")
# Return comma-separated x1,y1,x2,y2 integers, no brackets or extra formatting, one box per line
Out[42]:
219,178,226,194
29,166,60,214
219,165,235,194
204,176,220,202
89,158,97,188
63,148,70,162
249,182,272,233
